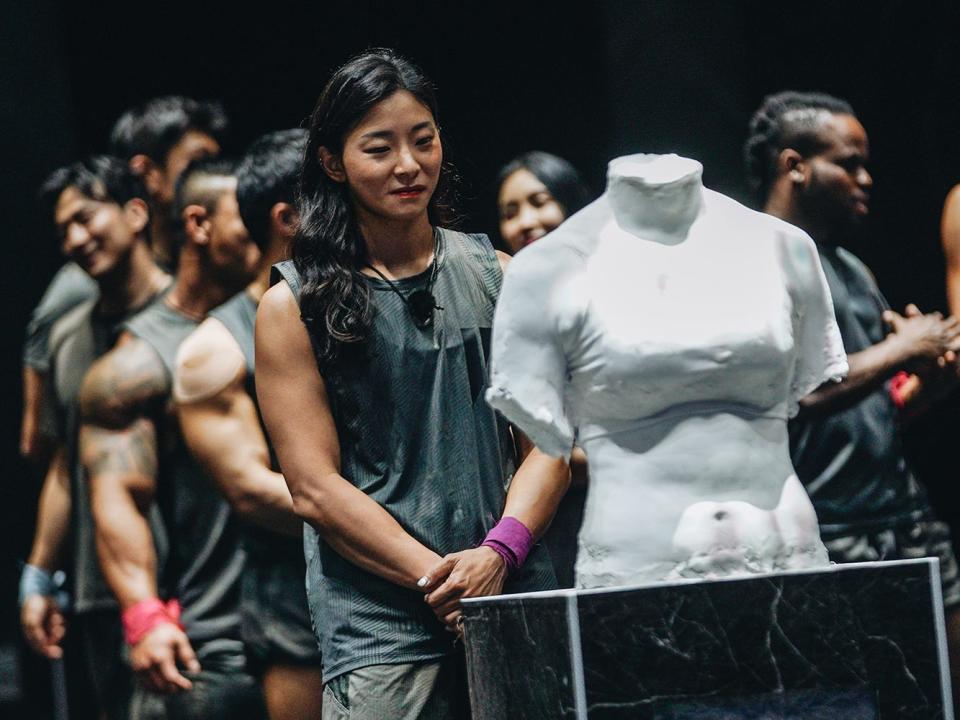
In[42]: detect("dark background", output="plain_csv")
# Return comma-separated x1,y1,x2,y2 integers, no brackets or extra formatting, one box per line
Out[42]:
2,1,958,715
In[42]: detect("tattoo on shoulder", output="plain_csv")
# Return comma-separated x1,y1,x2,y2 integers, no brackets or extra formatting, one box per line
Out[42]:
80,339,168,428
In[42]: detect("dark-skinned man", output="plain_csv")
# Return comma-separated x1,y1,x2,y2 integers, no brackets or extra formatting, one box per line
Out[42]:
746,90,960,706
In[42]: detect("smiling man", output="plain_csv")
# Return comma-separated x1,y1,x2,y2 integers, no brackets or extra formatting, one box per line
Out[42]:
19,156,171,720
747,90,960,704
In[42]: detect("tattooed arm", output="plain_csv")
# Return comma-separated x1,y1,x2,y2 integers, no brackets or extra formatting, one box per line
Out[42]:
80,333,199,693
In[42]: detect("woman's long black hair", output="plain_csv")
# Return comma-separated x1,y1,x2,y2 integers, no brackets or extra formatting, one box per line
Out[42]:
496,151,592,220
294,48,456,369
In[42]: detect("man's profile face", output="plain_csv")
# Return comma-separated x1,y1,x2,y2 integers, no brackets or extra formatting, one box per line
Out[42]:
205,187,259,289
156,130,221,208
54,186,143,279
801,113,873,232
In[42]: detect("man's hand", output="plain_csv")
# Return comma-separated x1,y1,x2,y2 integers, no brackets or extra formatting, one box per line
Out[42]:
20,595,66,659
884,304,960,372
130,622,200,694
421,547,507,632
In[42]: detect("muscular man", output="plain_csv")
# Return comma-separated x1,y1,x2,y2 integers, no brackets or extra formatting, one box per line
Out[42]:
174,130,323,720
80,158,264,719
746,90,960,698
21,97,227,461
19,156,171,719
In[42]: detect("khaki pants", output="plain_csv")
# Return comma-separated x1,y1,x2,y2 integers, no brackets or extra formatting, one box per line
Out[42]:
322,654,469,720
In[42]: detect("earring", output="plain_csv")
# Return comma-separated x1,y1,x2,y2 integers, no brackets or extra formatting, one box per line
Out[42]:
790,170,804,182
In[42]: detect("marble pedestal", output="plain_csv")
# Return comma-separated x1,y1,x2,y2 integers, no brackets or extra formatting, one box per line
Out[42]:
462,559,952,719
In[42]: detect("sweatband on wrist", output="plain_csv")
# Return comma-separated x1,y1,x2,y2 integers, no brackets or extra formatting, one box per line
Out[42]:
19,564,55,605
122,598,183,647
889,370,910,409
481,516,534,574
19,564,70,610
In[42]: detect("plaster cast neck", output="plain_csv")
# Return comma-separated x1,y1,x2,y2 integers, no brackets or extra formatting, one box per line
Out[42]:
607,154,704,245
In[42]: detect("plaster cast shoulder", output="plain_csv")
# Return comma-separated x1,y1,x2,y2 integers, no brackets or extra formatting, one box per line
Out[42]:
768,221,849,414
485,201,607,459
173,317,246,405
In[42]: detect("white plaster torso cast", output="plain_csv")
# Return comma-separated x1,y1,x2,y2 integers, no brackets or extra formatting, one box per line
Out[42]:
487,154,848,588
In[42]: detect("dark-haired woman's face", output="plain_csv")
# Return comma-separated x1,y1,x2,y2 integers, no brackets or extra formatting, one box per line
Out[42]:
333,90,442,225
498,168,566,254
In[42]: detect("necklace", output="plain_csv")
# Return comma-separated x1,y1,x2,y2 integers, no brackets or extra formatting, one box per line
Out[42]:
365,229,444,330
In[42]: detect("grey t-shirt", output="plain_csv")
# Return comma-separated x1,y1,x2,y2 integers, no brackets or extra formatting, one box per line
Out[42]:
789,244,929,536
273,229,556,682
24,262,99,372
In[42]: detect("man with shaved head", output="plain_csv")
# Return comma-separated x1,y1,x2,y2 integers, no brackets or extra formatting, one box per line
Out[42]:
81,157,265,718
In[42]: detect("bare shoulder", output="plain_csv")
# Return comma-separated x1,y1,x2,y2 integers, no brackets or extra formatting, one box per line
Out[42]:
80,333,167,428
174,318,245,405
257,281,309,352
495,250,512,273
258,280,299,325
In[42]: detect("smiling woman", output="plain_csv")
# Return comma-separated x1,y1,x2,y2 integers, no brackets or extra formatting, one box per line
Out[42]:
496,151,591,254
254,49,563,719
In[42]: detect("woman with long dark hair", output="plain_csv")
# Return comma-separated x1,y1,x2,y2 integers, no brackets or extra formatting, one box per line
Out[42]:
256,50,564,718
496,150,591,254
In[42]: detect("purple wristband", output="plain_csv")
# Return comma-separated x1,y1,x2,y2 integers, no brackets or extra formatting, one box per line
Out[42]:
481,517,534,574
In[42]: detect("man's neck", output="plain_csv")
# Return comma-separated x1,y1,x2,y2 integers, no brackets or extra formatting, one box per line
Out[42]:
247,236,290,303
763,194,840,247
164,247,238,321
97,242,170,316
359,212,434,278
149,214,175,269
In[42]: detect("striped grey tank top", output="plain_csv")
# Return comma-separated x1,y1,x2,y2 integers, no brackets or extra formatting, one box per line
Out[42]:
272,228,556,681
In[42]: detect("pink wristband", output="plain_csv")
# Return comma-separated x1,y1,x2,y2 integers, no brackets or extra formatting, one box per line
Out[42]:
122,598,183,646
889,370,910,409
481,516,534,574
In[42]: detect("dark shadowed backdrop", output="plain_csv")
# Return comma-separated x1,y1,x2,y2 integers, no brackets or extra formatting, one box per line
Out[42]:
2,1,958,715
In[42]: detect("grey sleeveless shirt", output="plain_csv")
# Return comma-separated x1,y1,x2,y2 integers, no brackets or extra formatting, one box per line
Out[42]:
273,228,556,682
124,301,246,652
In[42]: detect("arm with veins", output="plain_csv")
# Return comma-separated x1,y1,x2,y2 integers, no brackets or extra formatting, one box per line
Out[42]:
80,334,199,693
175,318,300,536
80,335,165,610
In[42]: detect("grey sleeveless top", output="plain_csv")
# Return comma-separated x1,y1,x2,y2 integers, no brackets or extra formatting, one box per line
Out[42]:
273,228,556,682
124,301,246,652
209,291,302,562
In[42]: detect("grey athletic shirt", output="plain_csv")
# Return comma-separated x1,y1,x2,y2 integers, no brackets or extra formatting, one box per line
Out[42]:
125,301,246,652
273,228,556,682
24,262,98,371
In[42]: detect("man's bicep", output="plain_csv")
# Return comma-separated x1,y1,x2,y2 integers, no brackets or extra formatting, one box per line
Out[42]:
180,381,269,480
80,418,159,509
